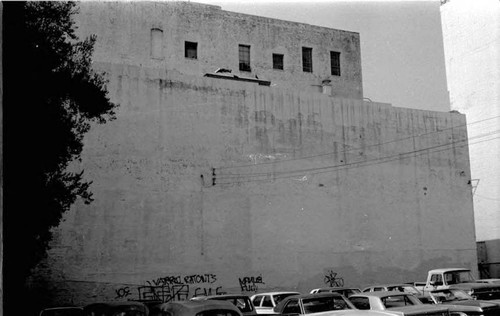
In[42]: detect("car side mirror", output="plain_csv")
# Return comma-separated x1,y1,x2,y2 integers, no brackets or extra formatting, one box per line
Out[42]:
429,281,435,286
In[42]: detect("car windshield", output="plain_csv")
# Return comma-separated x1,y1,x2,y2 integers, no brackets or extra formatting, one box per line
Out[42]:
431,289,472,302
387,285,420,295
335,289,360,297
443,271,475,284
381,295,419,308
302,296,351,313
274,294,298,305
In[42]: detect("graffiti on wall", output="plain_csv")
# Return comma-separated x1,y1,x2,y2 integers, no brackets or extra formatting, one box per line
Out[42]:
324,270,344,287
239,275,265,292
114,274,227,303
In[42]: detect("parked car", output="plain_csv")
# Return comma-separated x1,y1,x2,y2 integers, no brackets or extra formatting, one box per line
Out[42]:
309,287,361,298
426,288,500,315
192,294,257,316
83,301,149,316
476,279,500,285
250,292,300,314
361,284,430,303
348,291,451,316
423,268,500,300
362,284,422,296
150,300,242,316
272,292,400,316
39,307,84,316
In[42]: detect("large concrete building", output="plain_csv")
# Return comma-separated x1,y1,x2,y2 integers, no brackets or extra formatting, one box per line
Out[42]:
31,1,477,306
440,0,500,276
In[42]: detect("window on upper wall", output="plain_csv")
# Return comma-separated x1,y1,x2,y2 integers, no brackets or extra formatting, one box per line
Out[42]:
273,53,284,70
185,41,198,59
151,28,163,59
330,51,341,76
302,47,313,73
239,44,251,72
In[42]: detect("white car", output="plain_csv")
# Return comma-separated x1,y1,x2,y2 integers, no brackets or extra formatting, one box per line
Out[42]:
250,291,300,314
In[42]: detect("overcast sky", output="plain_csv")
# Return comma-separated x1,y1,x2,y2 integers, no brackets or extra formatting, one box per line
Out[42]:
190,0,451,112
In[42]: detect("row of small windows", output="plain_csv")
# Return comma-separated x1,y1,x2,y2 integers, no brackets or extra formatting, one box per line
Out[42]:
152,30,341,76
236,44,340,76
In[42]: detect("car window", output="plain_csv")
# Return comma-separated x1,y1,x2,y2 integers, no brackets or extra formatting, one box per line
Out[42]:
373,287,384,292
262,296,273,307
382,295,417,308
345,289,360,297
196,310,241,316
302,296,351,313
274,294,298,305
349,297,370,310
252,296,263,307
431,274,443,286
282,300,301,314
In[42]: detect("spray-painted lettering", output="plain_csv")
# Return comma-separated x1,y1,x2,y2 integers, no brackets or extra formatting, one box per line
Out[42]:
239,275,265,292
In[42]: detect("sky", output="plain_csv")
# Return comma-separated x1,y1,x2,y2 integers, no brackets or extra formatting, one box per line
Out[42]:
189,0,451,112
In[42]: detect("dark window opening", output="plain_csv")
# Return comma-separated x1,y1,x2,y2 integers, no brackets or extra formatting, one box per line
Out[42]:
185,41,198,59
302,47,313,73
273,54,284,70
331,51,341,76
239,44,251,72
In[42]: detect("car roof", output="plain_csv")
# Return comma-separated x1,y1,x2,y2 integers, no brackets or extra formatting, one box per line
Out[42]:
275,292,344,307
365,284,415,288
352,291,413,298
41,307,83,310
251,292,300,296
202,294,252,300
288,293,345,299
428,268,471,273
83,301,148,313
152,300,242,315
314,287,360,291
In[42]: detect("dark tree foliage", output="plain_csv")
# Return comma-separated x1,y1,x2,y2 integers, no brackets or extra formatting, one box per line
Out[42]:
3,2,117,312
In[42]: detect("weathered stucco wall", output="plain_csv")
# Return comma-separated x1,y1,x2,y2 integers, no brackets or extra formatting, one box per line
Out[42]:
440,0,500,242
31,60,477,306
75,2,363,99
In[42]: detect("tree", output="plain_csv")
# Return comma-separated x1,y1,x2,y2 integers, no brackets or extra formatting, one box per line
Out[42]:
3,2,118,313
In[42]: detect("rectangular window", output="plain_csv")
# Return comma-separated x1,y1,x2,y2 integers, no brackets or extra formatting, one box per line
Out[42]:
330,51,341,76
302,47,313,73
239,44,251,72
272,53,284,70
151,28,163,59
185,41,198,59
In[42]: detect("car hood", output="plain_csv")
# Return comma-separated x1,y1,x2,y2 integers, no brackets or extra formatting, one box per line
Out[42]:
442,299,496,308
449,282,500,290
388,305,449,315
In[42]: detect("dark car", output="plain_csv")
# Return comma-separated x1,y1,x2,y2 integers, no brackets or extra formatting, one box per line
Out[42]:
150,300,242,316
427,288,500,315
83,301,149,316
39,307,84,316
192,294,257,316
